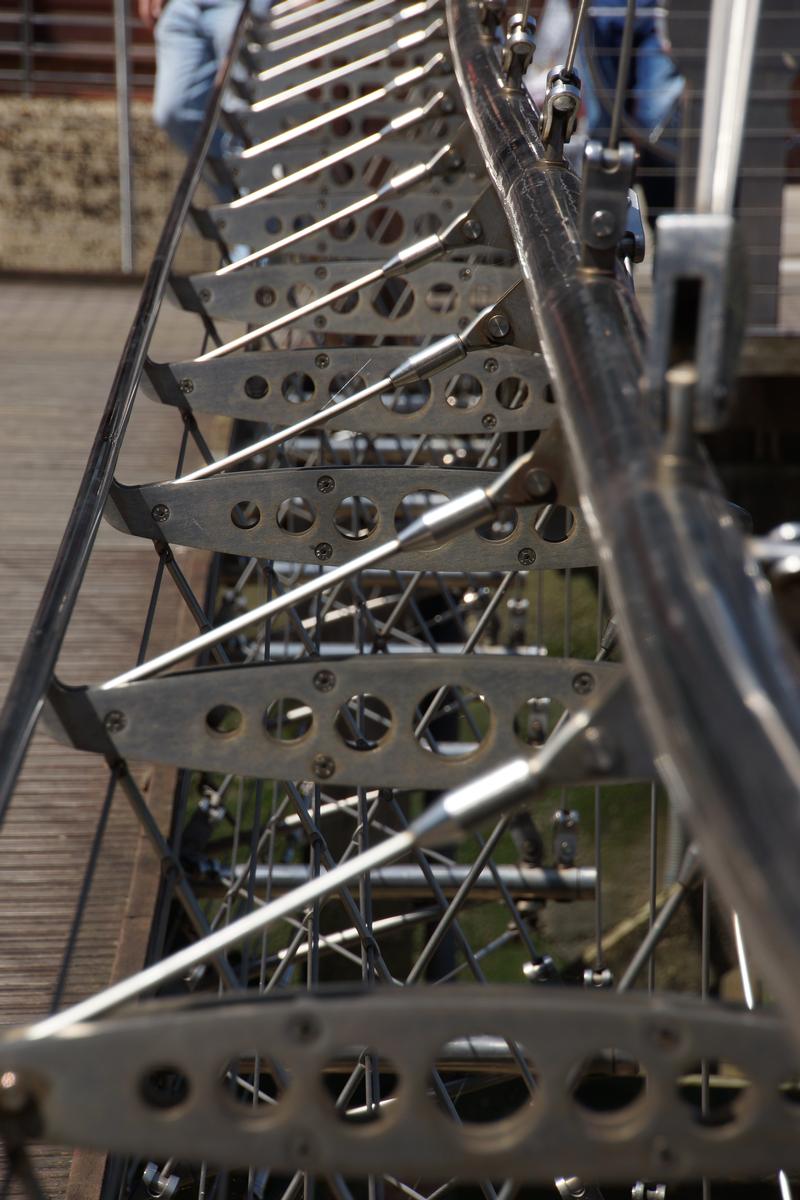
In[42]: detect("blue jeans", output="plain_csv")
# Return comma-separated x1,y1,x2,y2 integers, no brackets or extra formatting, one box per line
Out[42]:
578,1,684,214
578,0,684,149
153,0,246,163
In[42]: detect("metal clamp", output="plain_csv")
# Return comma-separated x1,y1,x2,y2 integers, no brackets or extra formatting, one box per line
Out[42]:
501,11,536,91
539,64,581,160
579,140,637,273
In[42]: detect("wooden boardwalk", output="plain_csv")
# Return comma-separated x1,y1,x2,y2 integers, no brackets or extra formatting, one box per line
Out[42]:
0,280,227,1198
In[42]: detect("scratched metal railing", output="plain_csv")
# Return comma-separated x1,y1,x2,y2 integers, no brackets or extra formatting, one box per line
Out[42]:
1,1,800,1199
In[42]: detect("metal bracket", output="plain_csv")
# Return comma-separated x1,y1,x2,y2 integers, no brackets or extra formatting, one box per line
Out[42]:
176,261,519,336
644,213,747,432
578,140,637,273
2,987,798,1182
143,345,554,436
44,655,639,792
501,11,536,92
539,64,581,162
106,463,594,571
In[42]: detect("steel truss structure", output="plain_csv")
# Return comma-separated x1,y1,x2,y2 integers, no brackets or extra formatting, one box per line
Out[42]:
1,1,800,1198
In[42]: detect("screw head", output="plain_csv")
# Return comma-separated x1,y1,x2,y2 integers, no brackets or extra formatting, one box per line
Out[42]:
486,313,511,341
482,413,497,430
199,288,212,303
572,671,595,694
459,267,472,280
462,219,482,242
217,219,227,231
524,467,554,500
314,315,327,329
312,754,335,780
178,377,194,395
517,547,537,567
314,542,333,561
286,1014,321,1044
255,286,276,307
151,504,170,523
314,266,328,280
244,375,268,400
590,208,615,240
316,475,335,494
483,357,499,373
440,94,455,114
313,669,336,692
649,1023,680,1052
104,710,127,734
315,353,330,369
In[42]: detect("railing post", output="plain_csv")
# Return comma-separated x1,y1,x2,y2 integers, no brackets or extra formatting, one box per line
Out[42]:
114,0,135,273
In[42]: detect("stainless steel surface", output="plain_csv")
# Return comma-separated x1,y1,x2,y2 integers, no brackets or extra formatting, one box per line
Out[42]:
1,0,799,1195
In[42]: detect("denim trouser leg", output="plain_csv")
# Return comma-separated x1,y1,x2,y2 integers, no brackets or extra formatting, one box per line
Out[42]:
153,0,243,162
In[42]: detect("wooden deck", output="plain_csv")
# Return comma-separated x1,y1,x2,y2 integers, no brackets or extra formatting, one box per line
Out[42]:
0,280,227,1198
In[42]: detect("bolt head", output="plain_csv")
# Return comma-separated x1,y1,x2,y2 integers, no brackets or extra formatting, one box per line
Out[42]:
178,378,194,395
590,208,615,240
315,353,330,369
286,1014,320,1044
572,672,594,694
104,710,127,734
316,475,335,494
487,312,511,341
312,754,335,780
524,468,554,500
517,547,536,567
199,288,212,303
483,357,499,373
255,286,276,307
314,542,333,561
151,504,170,523
462,219,482,242
313,669,336,692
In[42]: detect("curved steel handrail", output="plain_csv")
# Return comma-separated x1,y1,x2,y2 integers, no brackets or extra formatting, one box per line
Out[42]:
0,2,252,819
446,0,800,1033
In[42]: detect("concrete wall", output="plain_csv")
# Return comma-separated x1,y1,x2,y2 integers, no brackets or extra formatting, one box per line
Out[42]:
0,96,219,275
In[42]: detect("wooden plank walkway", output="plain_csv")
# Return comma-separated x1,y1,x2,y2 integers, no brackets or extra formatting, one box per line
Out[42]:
0,280,229,1198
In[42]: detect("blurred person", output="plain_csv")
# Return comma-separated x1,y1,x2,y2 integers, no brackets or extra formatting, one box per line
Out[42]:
139,0,271,195
578,0,684,215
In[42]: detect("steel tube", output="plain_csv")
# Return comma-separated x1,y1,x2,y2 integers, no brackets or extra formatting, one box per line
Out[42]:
206,863,597,901
446,0,800,1041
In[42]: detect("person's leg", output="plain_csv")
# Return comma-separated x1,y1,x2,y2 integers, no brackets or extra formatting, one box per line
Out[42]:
630,22,684,143
153,0,224,158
